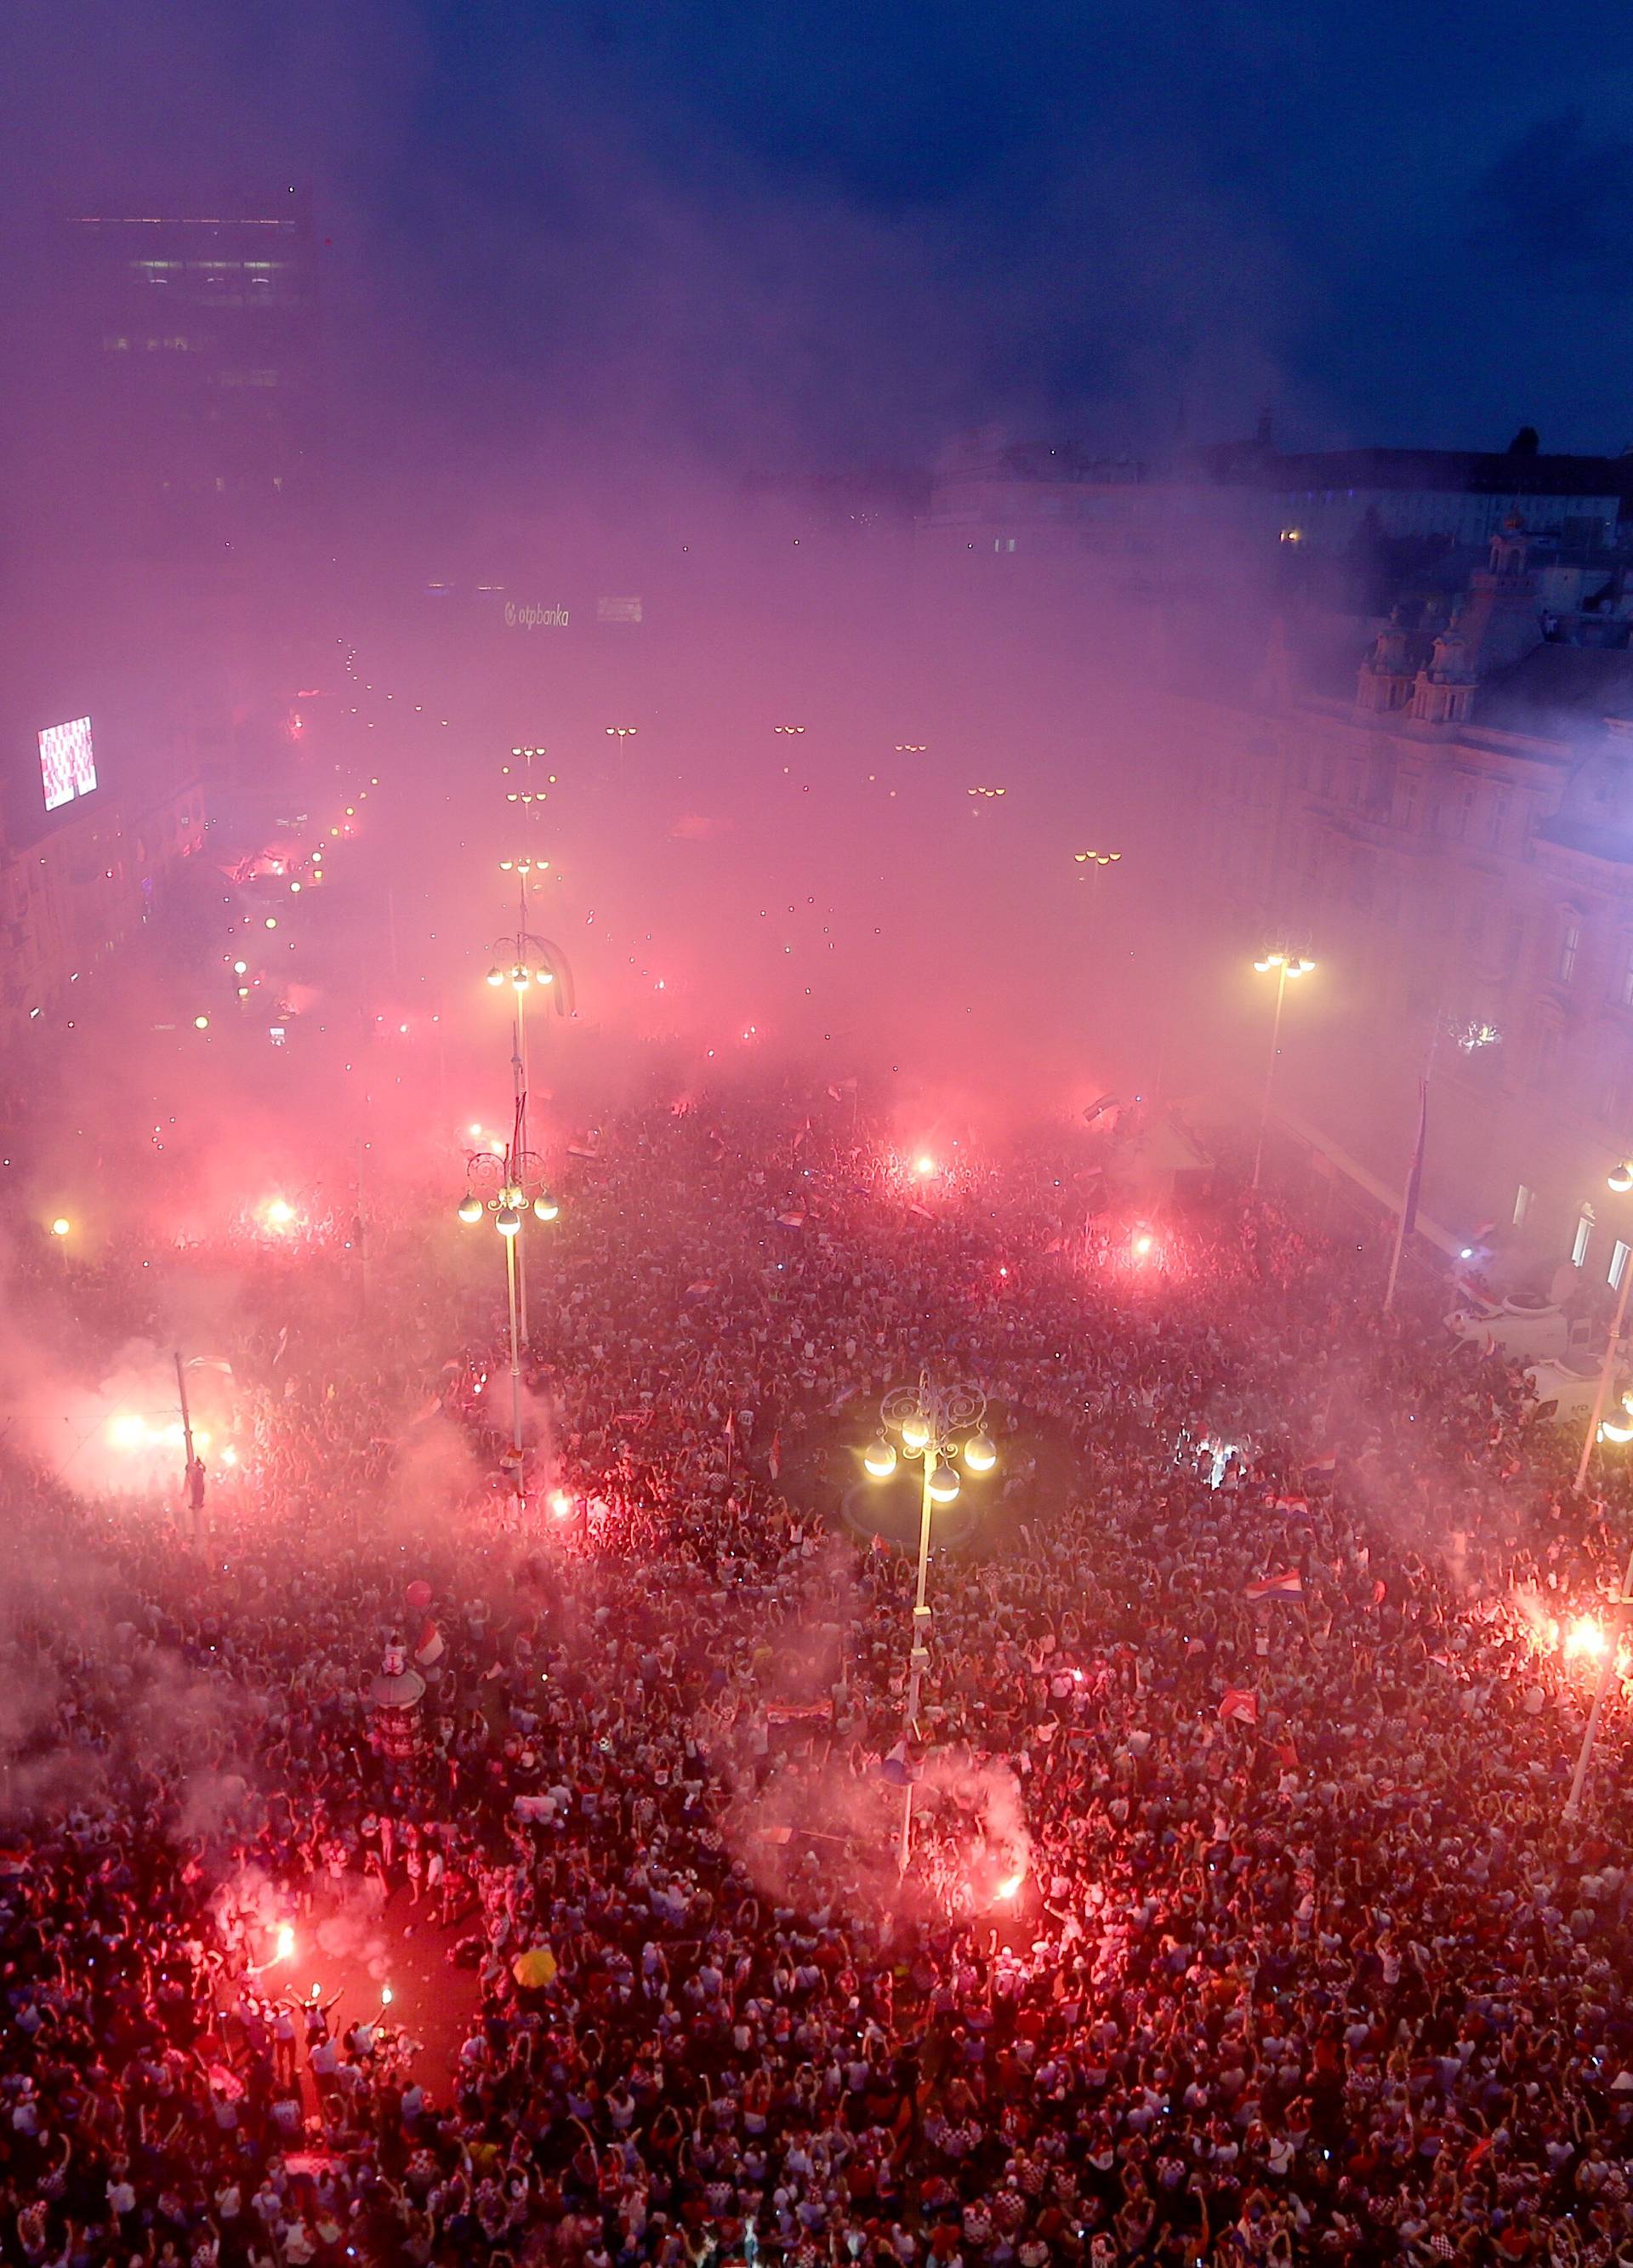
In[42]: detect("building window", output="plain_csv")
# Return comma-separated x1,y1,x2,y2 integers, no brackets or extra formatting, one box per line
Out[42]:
1573,1211,1595,1268
1612,1240,1631,1292
1618,944,1633,1010
1558,923,1581,984
1513,1183,1533,1228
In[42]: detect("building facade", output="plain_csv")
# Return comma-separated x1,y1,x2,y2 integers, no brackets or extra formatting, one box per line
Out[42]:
62,193,323,553
1179,522,1633,1291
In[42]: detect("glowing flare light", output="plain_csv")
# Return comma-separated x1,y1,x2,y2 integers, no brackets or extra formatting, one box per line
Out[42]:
1566,1616,1609,1661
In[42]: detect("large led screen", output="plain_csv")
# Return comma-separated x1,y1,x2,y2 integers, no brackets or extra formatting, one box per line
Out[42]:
39,716,97,812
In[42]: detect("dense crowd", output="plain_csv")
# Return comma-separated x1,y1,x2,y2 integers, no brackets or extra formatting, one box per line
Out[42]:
3,1092,1633,2268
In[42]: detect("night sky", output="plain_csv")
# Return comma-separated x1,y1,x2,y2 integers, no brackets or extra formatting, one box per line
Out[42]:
4,0,1630,472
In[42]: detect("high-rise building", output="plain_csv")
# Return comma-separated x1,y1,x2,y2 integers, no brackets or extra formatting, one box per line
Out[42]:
61,189,323,554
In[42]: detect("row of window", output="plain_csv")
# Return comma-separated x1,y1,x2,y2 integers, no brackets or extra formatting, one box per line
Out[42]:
1567,1199,1633,1290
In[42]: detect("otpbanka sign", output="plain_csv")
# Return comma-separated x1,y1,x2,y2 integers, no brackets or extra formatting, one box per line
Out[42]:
504,602,569,629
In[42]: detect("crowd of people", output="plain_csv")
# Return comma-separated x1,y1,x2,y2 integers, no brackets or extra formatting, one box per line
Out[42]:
3,1089,1633,2268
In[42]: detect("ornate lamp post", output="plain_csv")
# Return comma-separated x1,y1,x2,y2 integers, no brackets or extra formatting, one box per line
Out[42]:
483,898,572,1340
862,1372,998,1872
458,1121,559,1526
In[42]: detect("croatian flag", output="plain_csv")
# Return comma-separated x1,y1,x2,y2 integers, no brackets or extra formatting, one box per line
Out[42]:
879,1741,921,1785
1244,1570,1304,1602
776,1211,808,1229
1217,1688,1260,1726
414,1618,445,1669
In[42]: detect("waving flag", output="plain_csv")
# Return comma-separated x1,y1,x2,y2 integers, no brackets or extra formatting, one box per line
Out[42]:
1244,1570,1304,1601
1218,1688,1260,1726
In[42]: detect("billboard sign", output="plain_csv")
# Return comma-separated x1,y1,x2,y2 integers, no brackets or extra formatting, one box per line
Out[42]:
39,716,97,812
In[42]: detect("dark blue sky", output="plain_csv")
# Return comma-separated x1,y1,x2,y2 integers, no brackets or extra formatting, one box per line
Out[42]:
8,0,1633,468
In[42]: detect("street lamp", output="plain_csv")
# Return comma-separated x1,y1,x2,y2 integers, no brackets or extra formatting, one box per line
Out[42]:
1250,945,1315,1191
459,1132,559,1527
483,906,573,1342
605,727,638,750
502,747,554,805
1564,1514,1633,1821
862,1371,998,1872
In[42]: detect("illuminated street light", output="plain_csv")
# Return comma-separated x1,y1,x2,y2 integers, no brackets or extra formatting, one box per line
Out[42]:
482,907,574,1352
1252,942,1317,1190
964,1430,997,1474
50,1216,71,1239
459,1130,559,1528
1611,1162,1633,1194
861,1370,996,1872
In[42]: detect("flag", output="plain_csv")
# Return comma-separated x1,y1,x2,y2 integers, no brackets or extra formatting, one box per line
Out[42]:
776,1211,807,1229
185,1357,235,1376
1244,1570,1304,1601
566,1142,601,1161
756,1825,794,1845
414,1618,445,1669
766,1701,828,1729
1371,1578,1387,1605
1217,1688,1259,1726
685,1279,718,1298
1272,1493,1309,1515
908,1204,935,1222
1303,1451,1338,1479
767,1429,781,1480
879,1740,921,1785
1401,1075,1428,1239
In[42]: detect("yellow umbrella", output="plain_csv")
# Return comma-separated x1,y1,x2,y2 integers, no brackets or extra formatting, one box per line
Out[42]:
510,1945,557,1989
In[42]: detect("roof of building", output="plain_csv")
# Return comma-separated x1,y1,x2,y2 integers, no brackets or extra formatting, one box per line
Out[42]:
1475,644,1633,737
1196,444,1632,503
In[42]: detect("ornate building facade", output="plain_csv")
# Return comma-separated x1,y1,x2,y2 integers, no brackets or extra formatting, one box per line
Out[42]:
1176,522,1633,1292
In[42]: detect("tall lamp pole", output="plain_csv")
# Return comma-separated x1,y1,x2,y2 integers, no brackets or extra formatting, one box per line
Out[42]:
484,890,572,1344
1563,1531,1633,1821
862,1374,998,1873
1250,947,1314,1192
458,1109,559,1528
